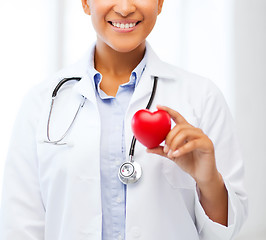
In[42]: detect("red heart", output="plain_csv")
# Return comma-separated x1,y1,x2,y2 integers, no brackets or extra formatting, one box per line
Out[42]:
131,109,171,149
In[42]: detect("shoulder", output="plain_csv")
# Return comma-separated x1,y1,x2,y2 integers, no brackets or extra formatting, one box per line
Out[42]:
146,51,229,126
145,43,220,97
18,55,88,123
29,49,91,100
154,59,222,105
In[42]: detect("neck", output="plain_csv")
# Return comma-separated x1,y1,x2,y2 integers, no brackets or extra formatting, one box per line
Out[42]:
94,40,146,77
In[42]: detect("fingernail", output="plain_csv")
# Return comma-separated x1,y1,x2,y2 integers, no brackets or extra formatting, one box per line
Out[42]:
167,150,173,158
172,150,180,157
163,145,169,153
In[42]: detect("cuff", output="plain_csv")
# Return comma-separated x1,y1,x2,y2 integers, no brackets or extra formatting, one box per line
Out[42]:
194,179,237,239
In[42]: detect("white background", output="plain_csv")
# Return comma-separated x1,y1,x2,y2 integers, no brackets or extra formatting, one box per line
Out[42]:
0,0,265,239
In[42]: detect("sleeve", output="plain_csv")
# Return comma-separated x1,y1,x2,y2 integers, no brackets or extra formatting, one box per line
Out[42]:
0,88,45,240
194,81,248,240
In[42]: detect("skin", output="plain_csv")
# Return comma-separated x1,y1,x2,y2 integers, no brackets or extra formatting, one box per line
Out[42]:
82,0,164,96
81,0,228,227
147,105,228,226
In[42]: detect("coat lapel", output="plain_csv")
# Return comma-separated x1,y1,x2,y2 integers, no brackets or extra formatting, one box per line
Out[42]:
73,74,97,106
127,42,176,109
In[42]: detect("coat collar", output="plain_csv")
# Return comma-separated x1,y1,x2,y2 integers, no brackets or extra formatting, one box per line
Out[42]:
64,41,176,104
145,42,176,81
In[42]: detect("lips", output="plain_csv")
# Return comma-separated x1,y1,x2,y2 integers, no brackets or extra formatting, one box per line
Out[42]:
108,20,141,30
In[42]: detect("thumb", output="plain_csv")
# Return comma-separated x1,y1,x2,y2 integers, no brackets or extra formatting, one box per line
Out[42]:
157,105,187,124
146,146,167,158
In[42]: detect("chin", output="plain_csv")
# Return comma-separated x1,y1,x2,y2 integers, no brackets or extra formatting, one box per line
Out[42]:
108,39,145,53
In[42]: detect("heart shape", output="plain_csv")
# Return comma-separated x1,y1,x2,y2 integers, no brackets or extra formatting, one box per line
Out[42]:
131,109,171,149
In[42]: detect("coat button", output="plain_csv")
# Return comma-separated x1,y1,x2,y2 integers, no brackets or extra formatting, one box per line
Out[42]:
131,226,141,238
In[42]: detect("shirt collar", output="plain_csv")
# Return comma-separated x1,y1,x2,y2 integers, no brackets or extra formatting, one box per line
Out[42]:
131,53,147,87
87,44,147,92
72,41,176,105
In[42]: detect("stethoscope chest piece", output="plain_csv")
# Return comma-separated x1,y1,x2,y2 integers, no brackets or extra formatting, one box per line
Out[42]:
118,76,158,185
118,161,142,184
46,76,158,184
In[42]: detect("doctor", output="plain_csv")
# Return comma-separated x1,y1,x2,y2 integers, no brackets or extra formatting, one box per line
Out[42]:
0,0,247,239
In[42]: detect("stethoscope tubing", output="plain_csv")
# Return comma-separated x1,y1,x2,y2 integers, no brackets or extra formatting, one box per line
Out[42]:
45,95,86,145
44,75,158,184
44,77,84,145
129,76,158,159
45,76,158,149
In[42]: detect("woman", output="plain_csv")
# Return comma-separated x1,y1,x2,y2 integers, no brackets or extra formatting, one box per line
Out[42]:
0,0,247,239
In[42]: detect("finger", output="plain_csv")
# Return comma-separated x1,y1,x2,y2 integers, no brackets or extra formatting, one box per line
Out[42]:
168,128,203,152
171,139,208,158
165,124,198,151
157,105,187,124
164,124,190,150
146,146,168,158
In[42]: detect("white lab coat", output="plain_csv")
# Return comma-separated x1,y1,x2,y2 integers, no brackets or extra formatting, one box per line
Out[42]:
0,43,247,240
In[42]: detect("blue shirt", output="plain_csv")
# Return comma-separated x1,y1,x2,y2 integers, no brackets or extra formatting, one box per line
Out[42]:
87,48,146,240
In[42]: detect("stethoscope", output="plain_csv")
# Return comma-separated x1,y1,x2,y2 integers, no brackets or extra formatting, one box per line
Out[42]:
44,76,158,184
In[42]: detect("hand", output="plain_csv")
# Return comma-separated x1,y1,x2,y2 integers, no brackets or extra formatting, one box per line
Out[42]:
147,105,228,226
147,105,219,185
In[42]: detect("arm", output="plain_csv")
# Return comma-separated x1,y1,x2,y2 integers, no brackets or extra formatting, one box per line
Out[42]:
147,82,248,239
197,172,228,226
147,105,228,225
0,89,45,239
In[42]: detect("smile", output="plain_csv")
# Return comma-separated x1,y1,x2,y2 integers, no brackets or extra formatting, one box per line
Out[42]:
108,21,140,29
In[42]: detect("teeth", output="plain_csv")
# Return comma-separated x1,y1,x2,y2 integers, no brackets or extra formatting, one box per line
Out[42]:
111,22,137,29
